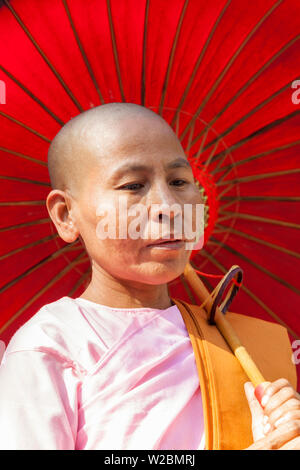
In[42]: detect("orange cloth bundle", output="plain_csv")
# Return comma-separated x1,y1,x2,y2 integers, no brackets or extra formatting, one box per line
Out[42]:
172,290,296,449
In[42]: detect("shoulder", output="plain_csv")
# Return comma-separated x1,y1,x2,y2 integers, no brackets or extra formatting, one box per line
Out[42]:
4,297,86,367
4,296,136,374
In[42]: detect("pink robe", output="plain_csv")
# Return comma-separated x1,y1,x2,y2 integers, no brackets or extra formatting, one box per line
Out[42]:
0,296,205,450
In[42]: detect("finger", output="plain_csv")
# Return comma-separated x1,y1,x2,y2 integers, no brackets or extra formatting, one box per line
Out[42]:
273,410,300,429
278,435,300,450
261,415,273,436
263,406,300,435
268,401,300,427
259,379,299,408
269,378,300,398
244,382,265,441
264,387,298,416
254,381,271,404
245,382,262,413
245,382,264,417
246,420,300,450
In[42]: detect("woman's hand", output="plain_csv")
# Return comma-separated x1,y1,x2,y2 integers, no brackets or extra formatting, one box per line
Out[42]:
244,379,300,449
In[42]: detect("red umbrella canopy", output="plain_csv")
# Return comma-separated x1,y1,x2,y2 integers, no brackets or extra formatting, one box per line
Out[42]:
0,0,299,384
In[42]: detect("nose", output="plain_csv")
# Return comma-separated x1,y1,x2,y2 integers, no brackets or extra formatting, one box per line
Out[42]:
150,203,181,224
148,183,182,228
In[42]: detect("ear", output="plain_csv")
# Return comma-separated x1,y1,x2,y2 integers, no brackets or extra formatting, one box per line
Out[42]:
46,189,79,243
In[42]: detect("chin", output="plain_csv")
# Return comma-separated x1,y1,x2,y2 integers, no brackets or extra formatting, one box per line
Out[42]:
138,260,187,285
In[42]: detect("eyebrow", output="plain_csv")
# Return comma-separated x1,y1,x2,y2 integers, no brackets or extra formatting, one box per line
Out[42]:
110,157,191,181
167,158,191,170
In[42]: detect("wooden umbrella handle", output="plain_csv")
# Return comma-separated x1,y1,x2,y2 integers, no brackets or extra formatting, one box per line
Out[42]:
183,262,266,388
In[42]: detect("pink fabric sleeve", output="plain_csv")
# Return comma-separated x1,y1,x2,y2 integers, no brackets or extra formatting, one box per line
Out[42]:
0,349,81,450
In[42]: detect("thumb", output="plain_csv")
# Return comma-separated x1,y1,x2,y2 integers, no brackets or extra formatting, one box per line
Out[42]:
244,382,265,442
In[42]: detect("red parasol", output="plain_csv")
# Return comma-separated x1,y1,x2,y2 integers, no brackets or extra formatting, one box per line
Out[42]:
0,0,299,385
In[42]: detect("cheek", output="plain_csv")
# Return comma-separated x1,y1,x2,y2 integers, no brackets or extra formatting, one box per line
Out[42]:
100,237,141,262
92,238,147,282
78,197,139,260
78,193,193,278
82,233,142,280
190,186,204,205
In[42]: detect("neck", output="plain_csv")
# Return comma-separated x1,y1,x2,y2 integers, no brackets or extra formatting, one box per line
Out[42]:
78,262,173,310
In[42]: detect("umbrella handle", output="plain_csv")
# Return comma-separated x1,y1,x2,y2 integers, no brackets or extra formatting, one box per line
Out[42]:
183,262,266,388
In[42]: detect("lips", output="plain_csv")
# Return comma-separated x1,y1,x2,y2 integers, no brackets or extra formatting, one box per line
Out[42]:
146,236,184,247
149,239,181,245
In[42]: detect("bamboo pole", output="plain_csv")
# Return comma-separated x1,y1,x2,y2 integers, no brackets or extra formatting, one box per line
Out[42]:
183,262,266,388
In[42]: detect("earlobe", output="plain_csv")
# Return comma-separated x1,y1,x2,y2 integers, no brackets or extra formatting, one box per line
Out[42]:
46,189,79,243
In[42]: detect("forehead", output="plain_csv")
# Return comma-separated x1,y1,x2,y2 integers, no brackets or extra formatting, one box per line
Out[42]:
83,114,186,168
71,114,191,196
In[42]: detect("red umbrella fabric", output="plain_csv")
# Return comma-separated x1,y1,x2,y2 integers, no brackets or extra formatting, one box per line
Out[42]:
0,0,299,385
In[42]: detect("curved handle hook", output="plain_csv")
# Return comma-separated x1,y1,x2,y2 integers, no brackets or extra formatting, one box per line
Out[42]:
208,265,243,325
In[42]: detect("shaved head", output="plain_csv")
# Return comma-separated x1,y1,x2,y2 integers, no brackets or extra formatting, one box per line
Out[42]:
46,101,202,297
47,103,177,194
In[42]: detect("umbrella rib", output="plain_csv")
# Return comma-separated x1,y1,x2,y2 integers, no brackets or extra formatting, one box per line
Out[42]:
216,168,300,186
0,110,51,143
209,78,300,171
193,128,209,166
189,34,300,149
67,267,92,297
210,109,300,177
214,222,300,259
141,0,150,105
158,0,189,115
170,0,232,128
61,0,104,105
0,146,47,167
213,139,300,177
201,248,299,339
220,196,300,202
0,251,86,336
217,183,236,200
0,233,59,262
218,210,300,229
219,199,240,212
186,120,196,156
219,196,300,213
179,0,284,142
0,175,51,187
209,236,300,296
201,140,220,170
105,0,126,102
210,148,232,176
3,0,84,112
216,214,240,224
0,218,51,233
202,108,300,167
0,200,45,206
0,241,83,296
0,64,65,126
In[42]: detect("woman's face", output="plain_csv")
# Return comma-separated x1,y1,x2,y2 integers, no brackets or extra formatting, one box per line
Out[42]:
71,116,204,285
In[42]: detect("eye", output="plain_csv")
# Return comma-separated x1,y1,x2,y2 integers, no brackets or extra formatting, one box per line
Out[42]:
118,183,144,191
170,179,188,187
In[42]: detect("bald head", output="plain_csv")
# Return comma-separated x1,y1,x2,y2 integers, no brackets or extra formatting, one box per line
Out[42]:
47,103,177,194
